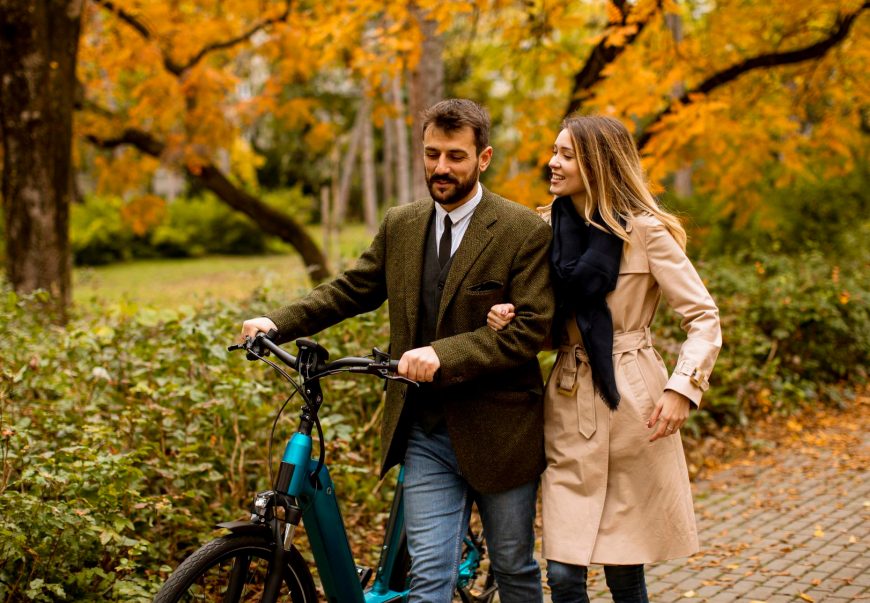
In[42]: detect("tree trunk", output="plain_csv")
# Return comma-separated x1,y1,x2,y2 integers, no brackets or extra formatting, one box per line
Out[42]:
360,95,378,234
334,109,364,225
320,185,332,265
382,100,396,207
392,75,413,205
665,11,693,197
0,0,83,320
409,5,444,201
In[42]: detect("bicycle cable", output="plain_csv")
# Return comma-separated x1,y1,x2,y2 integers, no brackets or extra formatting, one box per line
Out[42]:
244,348,304,497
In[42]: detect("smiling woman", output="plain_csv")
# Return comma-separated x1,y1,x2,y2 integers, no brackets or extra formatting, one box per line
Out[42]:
548,129,584,198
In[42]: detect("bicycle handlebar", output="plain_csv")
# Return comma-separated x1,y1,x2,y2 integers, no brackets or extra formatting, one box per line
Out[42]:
229,332,407,384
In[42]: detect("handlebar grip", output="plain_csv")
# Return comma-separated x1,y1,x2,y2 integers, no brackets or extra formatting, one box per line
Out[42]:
389,359,400,373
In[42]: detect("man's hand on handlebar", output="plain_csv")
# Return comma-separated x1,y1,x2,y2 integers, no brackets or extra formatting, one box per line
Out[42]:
398,346,440,382
241,317,278,341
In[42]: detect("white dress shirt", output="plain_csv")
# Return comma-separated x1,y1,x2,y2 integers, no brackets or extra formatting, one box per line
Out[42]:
433,183,483,258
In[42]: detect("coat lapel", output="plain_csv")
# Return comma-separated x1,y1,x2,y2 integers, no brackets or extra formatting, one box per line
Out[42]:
403,201,435,335
436,189,497,326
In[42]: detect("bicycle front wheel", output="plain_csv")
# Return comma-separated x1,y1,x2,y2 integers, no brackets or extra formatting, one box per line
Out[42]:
154,534,317,602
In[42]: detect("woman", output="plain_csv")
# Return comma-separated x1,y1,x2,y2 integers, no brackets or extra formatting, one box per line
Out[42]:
488,116,721,602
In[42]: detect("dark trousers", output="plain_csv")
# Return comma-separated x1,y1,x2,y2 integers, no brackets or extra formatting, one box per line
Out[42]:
547,560,648,603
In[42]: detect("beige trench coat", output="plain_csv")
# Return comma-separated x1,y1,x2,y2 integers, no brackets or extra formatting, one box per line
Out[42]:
541,211,722,566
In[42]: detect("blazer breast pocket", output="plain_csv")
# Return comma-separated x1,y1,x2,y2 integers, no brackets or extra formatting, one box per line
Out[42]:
466,280,504,295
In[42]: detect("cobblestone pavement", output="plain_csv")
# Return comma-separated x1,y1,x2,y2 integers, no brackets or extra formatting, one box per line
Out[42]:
537,415,868,602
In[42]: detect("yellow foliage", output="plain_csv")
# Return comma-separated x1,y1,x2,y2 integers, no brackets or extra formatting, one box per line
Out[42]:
230,138,265,191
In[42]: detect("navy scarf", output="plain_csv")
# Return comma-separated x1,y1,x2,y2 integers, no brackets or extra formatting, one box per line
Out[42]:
550,197,624,409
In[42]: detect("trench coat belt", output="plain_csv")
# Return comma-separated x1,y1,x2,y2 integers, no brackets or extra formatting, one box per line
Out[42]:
555,327,653,438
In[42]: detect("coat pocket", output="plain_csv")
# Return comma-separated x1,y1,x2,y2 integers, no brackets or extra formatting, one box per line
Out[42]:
466,280,505,294
622,356,656,422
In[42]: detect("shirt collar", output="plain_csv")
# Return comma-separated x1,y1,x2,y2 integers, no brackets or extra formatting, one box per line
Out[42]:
434,182,483,224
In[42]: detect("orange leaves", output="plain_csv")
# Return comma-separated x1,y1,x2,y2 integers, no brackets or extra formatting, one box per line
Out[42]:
605,1,624,25
604,24,639,48
120,195,167,236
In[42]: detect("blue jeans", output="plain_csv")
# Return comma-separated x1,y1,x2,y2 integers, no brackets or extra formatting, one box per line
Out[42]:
403,422,543,603
547,561,648,603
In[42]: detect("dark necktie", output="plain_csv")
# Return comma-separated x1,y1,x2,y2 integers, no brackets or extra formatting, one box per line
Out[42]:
439,214,453,269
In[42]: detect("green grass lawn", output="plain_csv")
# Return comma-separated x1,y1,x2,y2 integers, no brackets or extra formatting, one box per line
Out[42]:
73,224,374,308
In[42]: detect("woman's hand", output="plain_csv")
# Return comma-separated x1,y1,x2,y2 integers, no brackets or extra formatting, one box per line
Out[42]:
487,303,515,331
647,390,691,442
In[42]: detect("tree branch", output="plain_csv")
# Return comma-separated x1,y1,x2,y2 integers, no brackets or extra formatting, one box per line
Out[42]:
636,4,868,150
91,0,292,76
91,0,150,40
565,0,664,116
175,3,292,74
85,127,331,282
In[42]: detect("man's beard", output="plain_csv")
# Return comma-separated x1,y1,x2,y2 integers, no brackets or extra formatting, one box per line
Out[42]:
426,167,479,206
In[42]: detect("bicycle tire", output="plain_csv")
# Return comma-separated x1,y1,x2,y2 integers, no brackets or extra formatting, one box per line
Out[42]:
154,534,318,603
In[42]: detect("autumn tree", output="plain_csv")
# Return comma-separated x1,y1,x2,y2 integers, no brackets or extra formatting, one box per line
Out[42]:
464,0,868,227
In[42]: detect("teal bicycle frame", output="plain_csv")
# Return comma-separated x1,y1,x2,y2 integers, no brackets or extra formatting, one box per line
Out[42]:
283,429,407,602
249,336,487,603
283,433,485,602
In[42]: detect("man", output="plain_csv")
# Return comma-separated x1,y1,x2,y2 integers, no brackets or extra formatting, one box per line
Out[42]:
242,99,554,602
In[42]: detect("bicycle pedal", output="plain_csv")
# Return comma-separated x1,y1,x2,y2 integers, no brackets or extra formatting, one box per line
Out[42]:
355,564,373,588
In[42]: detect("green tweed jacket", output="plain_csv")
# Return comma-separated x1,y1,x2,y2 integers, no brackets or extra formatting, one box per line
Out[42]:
268,187,555,493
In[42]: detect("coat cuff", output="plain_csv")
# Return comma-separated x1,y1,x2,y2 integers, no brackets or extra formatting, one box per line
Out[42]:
665,359,710,408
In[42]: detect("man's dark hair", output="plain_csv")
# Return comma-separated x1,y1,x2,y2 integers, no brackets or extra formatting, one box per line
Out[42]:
421,99,490,154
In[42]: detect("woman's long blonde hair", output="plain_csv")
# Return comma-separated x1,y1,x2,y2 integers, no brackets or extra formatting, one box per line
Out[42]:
562,115,687,250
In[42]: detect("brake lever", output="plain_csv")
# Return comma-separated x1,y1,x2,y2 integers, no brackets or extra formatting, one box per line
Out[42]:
383,374,419,387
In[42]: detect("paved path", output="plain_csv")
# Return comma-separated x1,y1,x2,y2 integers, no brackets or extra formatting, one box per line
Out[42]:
537,413,868,602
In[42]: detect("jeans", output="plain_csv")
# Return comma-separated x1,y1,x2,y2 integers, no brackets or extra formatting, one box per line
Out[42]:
547,560,648,603
403,422,543,603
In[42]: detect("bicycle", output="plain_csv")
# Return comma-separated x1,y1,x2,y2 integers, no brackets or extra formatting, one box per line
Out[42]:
154,332,497,602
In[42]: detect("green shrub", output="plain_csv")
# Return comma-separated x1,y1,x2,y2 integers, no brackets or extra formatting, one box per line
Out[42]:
2,247,867,598
668,167,870,262
70,188,318,266
653,251,868,432
152,195,266,257
0,286,390,600
70,196,133,266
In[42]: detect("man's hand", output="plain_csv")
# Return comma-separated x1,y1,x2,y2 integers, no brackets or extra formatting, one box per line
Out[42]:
241,317,278,341
398,346,441,382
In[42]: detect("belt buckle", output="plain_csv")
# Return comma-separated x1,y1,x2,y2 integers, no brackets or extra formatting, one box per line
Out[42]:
557,378,578,396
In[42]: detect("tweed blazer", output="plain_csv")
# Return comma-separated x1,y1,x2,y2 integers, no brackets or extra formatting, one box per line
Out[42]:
268,187,555,493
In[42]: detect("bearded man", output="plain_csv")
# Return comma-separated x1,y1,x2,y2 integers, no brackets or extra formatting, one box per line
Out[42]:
242,98,554,602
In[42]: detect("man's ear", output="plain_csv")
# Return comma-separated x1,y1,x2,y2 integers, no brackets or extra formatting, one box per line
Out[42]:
478,146,494,172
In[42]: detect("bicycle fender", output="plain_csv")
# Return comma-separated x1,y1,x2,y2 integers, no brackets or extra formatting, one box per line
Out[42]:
216,520,272,537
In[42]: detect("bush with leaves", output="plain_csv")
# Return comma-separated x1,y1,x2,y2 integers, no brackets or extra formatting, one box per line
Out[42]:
0,287,390,600
2,247,867,599
653,251,868,433
70,187,317,266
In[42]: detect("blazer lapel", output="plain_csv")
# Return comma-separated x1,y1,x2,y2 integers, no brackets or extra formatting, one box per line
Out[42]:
437,189,497,325
402,202,435,335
